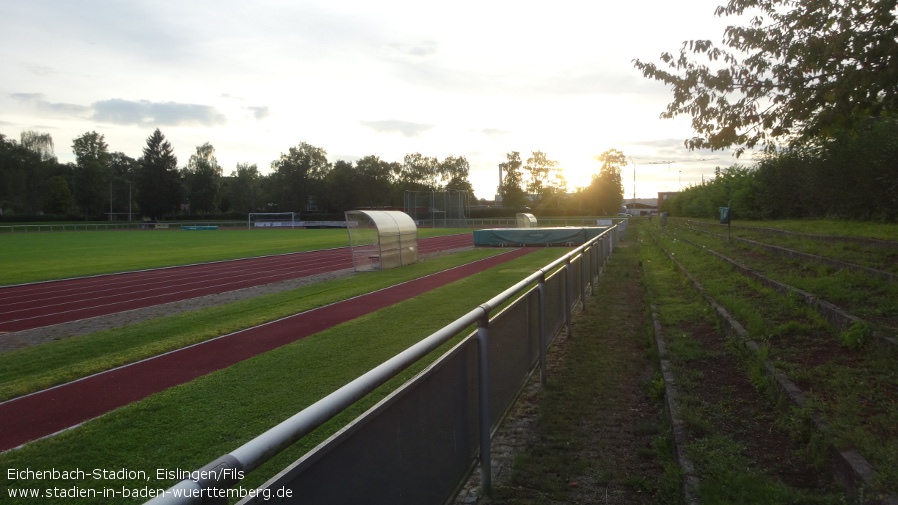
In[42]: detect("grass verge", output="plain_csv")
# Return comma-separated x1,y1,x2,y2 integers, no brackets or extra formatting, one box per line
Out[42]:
486,229,681,504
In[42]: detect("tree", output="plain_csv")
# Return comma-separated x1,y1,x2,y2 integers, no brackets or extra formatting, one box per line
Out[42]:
20,131,55,162
586,149,625,215
136,128,181,220
524,151,559,206
1,133,38,213
633,0,898,155
109,152,138,219
226,163,261,213
110,152,138,179
541,170,568,211
354,155,399,207
183,142,222,214
499,151,526,209
399,153,439,191
71,131,111,219
46,175,76,215
269,142,330,212
438,155,473,192
321,159,359,213
0,131,62,215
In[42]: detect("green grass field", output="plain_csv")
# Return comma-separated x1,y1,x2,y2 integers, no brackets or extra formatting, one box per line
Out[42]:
0,227,463,285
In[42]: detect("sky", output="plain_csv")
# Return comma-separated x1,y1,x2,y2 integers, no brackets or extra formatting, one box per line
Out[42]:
1,0,746,202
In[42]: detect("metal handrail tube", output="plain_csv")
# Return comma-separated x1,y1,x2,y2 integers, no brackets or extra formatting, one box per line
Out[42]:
146,307,487,505
237,234,602,472
231,308,485,472
147,226,618,505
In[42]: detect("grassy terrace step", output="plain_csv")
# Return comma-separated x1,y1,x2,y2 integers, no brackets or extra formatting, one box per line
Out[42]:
0,248,565,504
648,221,898,496
483,221,854,504
639,222,850,504
666,222,898,340
680,218,898,275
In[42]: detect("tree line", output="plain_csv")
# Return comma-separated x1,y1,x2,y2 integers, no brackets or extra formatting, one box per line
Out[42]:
1,128,628,221
0,128,478,221
663,116,898,221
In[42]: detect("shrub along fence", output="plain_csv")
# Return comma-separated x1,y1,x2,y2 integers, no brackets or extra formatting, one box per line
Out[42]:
147,220,627,505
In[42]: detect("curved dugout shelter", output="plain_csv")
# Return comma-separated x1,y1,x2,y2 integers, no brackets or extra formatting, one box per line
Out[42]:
516,213,537,228
345,210,418,272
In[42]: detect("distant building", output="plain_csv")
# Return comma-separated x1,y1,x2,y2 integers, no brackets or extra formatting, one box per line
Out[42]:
657,192,679,212
624,198,662,216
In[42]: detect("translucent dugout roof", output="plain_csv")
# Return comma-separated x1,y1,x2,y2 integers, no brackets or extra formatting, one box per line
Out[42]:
345,210,418,271
516,213,538,228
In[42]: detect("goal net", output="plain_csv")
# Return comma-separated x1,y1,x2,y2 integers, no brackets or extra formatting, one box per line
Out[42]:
403,190,469,227
248,212,299,229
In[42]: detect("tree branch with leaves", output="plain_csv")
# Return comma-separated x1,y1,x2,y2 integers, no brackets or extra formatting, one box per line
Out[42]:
633,0,898,155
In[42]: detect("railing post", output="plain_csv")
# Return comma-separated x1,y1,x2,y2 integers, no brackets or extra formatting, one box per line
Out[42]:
579,254,587,311
537,272,548,387
591,241,600,286
564,256,572,337
476,311,492,494
587,244,595,296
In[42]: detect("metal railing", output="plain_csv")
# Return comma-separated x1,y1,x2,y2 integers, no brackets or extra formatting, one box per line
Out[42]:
146,220,627,505
420,217,625,229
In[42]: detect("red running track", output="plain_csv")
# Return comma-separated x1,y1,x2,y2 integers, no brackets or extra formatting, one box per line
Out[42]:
0,233,473,333
0,246,533,452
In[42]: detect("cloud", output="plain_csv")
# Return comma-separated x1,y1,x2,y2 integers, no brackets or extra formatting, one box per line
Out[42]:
626,139,723,163
22,63,57,76
247,106,270,120
11,93,91,115
480,128,510,136
388,40,439,59
91,99,226,127
360,119,433,137
10,94,227,127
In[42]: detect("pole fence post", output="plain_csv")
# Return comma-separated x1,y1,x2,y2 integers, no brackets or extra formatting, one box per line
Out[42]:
564,256,572,337
537,273,548,387
580,254,587,311
476,312,492,494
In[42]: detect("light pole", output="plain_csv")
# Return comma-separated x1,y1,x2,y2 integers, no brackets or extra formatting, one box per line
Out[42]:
628,157,636,214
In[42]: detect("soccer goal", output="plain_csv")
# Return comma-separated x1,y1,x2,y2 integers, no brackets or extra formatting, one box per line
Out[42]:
248,212,299,229
403,190,469,228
